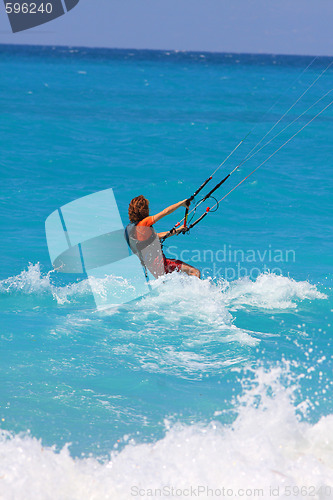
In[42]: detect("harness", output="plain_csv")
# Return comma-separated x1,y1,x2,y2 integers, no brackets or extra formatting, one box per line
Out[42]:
125,222,164,280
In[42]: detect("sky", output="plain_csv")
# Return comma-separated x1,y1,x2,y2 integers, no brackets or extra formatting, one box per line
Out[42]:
0,0,332,56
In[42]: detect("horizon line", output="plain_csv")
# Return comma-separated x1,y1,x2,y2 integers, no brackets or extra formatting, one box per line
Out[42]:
0,41,331,60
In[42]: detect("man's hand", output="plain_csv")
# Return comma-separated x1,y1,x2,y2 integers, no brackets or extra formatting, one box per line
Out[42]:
176,224,186,233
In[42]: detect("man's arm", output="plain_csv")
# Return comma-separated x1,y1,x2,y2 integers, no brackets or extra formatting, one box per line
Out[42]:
152,199,188,224
157,225,185,240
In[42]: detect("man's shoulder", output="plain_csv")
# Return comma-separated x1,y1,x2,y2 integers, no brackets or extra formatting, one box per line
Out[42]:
137,216,154,227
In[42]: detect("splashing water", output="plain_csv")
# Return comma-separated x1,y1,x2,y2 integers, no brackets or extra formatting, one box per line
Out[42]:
1,365,333,500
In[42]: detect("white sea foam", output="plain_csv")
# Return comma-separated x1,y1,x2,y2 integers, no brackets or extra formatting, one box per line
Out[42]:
0,264,327,315
222,273,327,310
1,367,333,500
145,270,326,320
0,263,131,306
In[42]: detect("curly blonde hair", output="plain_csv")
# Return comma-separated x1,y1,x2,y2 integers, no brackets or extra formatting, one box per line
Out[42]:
128,195,149,223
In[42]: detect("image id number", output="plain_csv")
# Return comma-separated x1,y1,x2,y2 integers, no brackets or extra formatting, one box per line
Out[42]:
5,3,53,14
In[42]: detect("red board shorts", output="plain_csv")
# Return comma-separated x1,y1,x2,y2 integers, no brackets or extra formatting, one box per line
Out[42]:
163,256,183,274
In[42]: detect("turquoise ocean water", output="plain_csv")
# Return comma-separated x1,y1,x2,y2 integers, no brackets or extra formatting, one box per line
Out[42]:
0,45,332,499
